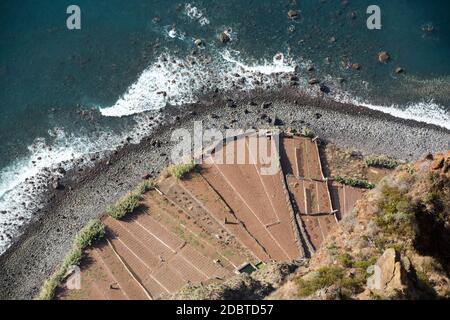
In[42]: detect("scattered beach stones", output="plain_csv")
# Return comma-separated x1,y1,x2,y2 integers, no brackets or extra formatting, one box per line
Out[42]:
262,102,272,109
273,117,284,126
320,84,331,94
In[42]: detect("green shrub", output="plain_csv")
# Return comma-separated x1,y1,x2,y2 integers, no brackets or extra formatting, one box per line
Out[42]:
353,257,377,271
375,185,415,237
74,220,105,249
297,266,343,297
334,176,375,189
337,253,354,268
365,156,400,169
297,257,373,298
37,220,105,300
168,161,196,179
133,180,154,195
301,127,314,138
107,192,141,220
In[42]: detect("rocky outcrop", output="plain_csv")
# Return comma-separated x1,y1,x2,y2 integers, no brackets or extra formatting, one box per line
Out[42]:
218,32,230,44
366,249,410,298
378,51,390,64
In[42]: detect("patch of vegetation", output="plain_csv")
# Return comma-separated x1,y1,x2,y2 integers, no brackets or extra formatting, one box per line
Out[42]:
168,161,196,179
255,262,265,270
336,253,354,268
297,266,343,297
375,185,415,237
74,219,106,248
37,219,105,300
402,164,416,175
107,192,141,220
365,156,400,169
296,264,367,299
301,127,314,138
133,180,154,195
326,243,338,256
107,180,154,220
334,176,375,189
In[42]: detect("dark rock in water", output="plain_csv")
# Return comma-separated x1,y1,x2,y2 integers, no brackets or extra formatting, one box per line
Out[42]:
194,39,203,47
218,32,230,44
289,75,299,82
329,36,337,43
244,109,251,114
287,10,298,19
249,101,258,106
307,65,315,72
395,67,404,74
348,11,357,19
378,51,390,64
337,77,345,83
352,63,361,70
308,78,319,85
315,113,322,120
320,84,331,94
152,16,161,24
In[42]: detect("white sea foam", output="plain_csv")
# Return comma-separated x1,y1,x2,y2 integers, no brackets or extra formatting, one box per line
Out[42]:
100,49,297,117
0,113,162,254
221,50,296,75
185,3,210,26
334,91,450,130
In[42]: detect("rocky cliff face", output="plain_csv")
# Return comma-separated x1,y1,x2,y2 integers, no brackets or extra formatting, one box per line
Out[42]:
270,151,450,300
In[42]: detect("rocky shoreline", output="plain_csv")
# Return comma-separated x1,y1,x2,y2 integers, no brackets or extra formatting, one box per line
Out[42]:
1,87,449,299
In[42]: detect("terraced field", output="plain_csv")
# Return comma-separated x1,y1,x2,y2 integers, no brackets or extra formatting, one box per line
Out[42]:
57,132,368,300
